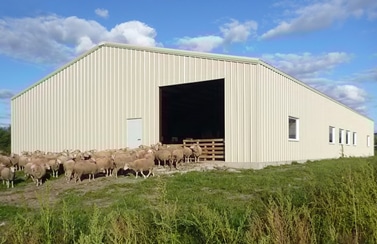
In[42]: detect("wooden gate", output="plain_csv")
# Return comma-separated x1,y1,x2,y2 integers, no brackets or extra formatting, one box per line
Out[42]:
183,138,224,161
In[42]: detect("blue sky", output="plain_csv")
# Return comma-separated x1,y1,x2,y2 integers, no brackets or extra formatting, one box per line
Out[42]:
0,0,376,132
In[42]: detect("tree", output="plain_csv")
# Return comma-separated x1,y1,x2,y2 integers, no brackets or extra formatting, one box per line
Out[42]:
0,126,11,155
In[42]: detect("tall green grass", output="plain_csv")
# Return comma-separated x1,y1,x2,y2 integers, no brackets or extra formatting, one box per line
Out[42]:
1,156,377,243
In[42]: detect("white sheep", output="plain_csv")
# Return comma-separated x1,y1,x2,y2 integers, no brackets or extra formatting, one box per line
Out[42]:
171,148,184,169
17,155,30,171
47,159,60,178
183,146,193,163
0,166,15,188
190,144,203,163
153,144,172,167
9,153,20,170
24,162,35,182
72,159,99,183
124,151,155,178
1,164,8,184
30,163,50,186
111,151,138,178
93,156,114,177
0,155,12,167
61,159,75,183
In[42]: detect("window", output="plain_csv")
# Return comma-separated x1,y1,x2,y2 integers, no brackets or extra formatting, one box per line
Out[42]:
289,117,299,140
367,135,370,147
339,129,344,144
329,126,335,143
346,130,350,145
352,132,357,145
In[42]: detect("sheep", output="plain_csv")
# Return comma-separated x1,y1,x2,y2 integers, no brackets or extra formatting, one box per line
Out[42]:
0,164,7,184
171,148,184,169
0,155,12,167
124,151,155,178
47,159,60,178
9,153,20,170
190,144,203,163
72,159,99,183
17,155,30,171
61,159,75,183
30,163,50,186
111,151,138,178
24,162,35,182
183,146,193,163
0,166,15,188
92,150,113,159
94,156,114,177
155,147,172,167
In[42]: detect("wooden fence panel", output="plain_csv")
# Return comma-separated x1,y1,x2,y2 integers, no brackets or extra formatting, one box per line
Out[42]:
183,138,225,161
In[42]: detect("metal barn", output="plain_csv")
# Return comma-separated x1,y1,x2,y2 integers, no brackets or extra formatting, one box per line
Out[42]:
11,42,374,169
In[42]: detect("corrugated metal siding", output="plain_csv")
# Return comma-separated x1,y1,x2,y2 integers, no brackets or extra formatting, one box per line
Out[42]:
12,45,234,155
11,43,373,166
255,63,374,164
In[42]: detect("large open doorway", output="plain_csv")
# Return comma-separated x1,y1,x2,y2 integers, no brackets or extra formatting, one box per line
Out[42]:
159,78,225,144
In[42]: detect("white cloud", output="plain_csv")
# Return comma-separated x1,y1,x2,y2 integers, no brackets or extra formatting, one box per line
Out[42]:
261,52,351,79
350,66,377,83
220,19,258,44
0,15,158,65
175,19,257,52
95,8,109,18
0,89,14,99
261,0,377,39
107,21,157,47
175,36,223,52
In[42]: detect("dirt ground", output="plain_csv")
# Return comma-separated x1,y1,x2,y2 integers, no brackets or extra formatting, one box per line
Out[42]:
0,161,235,208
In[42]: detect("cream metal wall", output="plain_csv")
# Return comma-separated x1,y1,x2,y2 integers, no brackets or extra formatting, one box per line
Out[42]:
11,43,374,167
253,63,374,168
11,43,260,164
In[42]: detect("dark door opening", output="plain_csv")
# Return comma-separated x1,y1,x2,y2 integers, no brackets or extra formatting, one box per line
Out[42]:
159,78,224,144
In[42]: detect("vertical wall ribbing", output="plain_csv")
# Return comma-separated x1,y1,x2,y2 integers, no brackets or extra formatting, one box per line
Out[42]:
11,45,374,167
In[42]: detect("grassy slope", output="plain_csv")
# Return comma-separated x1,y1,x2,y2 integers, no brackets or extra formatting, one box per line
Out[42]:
1,156,377,243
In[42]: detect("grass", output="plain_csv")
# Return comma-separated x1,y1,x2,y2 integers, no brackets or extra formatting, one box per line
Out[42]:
0,156,377,243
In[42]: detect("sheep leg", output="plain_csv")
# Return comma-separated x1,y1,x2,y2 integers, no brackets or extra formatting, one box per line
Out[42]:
146,169,153,177
114,168,118,178
141,170,147,178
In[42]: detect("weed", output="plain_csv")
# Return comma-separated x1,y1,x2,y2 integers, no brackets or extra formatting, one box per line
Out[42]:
0,156,377,243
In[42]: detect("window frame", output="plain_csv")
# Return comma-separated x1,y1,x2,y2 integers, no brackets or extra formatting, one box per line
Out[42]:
352,132,357,146
339,128,344,144
329,126,335,144
346,130,351,145
288,116,299,141
367,135,370,147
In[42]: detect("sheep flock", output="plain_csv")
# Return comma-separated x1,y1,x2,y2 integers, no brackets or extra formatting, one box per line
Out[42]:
0,142,203,188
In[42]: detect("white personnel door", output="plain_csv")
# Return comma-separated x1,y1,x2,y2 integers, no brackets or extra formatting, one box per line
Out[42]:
127,118,142,149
